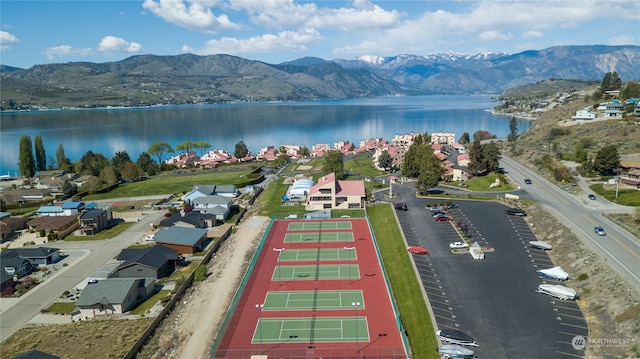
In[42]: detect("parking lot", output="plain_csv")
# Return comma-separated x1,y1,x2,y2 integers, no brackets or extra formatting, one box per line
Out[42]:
380,184,588,358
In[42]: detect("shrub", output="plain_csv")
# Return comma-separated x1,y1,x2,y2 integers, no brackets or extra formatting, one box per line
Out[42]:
194,264,208,281
577,273,589,281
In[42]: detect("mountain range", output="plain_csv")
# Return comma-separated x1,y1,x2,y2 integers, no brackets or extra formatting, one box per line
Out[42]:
1,45,639,108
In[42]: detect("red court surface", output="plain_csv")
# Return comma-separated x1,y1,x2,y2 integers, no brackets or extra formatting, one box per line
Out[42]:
213,218,407,358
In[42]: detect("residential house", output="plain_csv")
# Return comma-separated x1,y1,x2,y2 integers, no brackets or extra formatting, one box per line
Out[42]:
572,108,598,121
604,101,624,118
357,138,387,153
27,215,78,239
2,247,61,266
182,184,239,205
0,188,51,206
35,205,64,217
306,172,366,211
191,195,231,220
166,151,198,168
114,245,179,279
154,226,208,255
61,201,85,215
199,149,237,167
457,153,471,167
1,256,34,279
430,132,456,145
161,211,214,228
1,268,16,292
75,278,155,317
280,144,302,158
257,146,279,161
78,209,112,235
334,140,354,155
452,167,472,182
372,145,405,171
310,144,330,157
1,217,28,243
391,133,418,147
34,170,78,197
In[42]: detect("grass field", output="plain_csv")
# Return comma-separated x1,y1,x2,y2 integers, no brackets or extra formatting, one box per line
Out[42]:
367,204,439,359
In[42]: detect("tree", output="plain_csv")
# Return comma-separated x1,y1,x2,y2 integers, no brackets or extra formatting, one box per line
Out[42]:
195,141,211,156
34,135,46,171
472,130,495,142
378,150,393,170
136,152,158,175
62,180,77,198
78,151,110,176
121,161,140,181
81,176,104,194
620,81,640,99
415,150,444,193
299,146,310,157
323,150,344,179
176,140,196,153
468,139,484,174
99,166,118,186
18,135,36,178
234,141,249,159
275,154,290,168
148,142,173,164
482,142,502,173
111,151,131,176
459,132,470,144
507,117,518,142
600,71,622,92
593,145,620,176
56,144,72,172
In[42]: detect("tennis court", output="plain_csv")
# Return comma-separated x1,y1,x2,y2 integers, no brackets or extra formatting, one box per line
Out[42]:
287,221,352,231
284,232,354,243
273,264,359,281
278,248,357,262
263,290,364,310
253,317,369,344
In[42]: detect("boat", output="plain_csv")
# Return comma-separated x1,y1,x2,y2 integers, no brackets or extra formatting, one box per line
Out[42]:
437,344,476,358
436,329,478,347
529,240,552,250
537,266,569,281
536,284,576,300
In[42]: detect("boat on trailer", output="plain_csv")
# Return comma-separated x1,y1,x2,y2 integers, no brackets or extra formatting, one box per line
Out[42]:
536,283,576,300
437,344,476,358
436,329,479,347
529,240,552,250
537,266,569,281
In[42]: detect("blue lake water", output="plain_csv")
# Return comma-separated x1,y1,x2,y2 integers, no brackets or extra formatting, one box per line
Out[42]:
0,95,530,175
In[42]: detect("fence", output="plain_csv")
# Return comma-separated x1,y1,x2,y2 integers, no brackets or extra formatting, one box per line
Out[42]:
211,346,407,359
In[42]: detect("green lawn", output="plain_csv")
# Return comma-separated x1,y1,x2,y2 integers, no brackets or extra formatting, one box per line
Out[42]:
46,302,77,314
367,204,439,359
64,222,135,241
344,156,386,178
448,172,515,192
129,290,172,316
83,168,257,200
590,183,640,207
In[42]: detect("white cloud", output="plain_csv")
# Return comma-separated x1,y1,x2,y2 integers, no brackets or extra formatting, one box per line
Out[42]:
477,30,513,42
608,35,635,46
189,28,322,55
43,45,92,59
98,36,142,53
522,30,544,39
0,31,19,51
231,0,402,31
142,0,240,33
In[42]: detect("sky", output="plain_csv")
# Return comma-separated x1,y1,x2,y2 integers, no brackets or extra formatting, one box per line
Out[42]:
1,0,639,69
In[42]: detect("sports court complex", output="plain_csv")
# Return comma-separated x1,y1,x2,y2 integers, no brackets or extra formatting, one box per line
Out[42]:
210,218,410,358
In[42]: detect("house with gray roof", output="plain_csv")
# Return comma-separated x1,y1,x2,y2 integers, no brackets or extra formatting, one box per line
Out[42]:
78,209,112,235
11,349,61,359
154,227,208,255
160,211,214,229
114,245,179,279
75,278,155,317
192,195,231,220
182,184,239,205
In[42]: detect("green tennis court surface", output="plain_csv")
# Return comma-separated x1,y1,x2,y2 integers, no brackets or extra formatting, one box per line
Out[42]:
273,264,359,281
253,317,369,343
264,290,364,310
287,221,352,231
278,248,357,261
284,232,354,243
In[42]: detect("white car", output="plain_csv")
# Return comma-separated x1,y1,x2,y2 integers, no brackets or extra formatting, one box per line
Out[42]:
449,242,469,249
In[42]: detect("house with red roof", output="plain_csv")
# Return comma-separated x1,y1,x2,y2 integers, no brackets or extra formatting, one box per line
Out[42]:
257,146,279,161
310,143,330,157
305,172,366,210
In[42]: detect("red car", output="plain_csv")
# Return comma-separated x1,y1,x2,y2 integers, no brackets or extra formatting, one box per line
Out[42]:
407,246,429,254
434,214,450,222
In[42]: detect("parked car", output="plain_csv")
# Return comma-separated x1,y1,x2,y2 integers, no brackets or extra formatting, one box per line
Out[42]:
588,194,596,200
524,178,532,184
434,214,451,222
505,207,527,216
432,211,447,218
449,242,469,249
87,279,99,284
394,202,408,211
447,203,458,209
594,226,606,236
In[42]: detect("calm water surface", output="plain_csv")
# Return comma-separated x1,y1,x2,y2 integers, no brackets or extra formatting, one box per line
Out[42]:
0,95,530,175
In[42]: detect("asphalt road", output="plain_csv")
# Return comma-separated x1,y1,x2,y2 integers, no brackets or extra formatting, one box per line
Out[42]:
0,210,167,343
500,156,640,294
379,185,587,358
